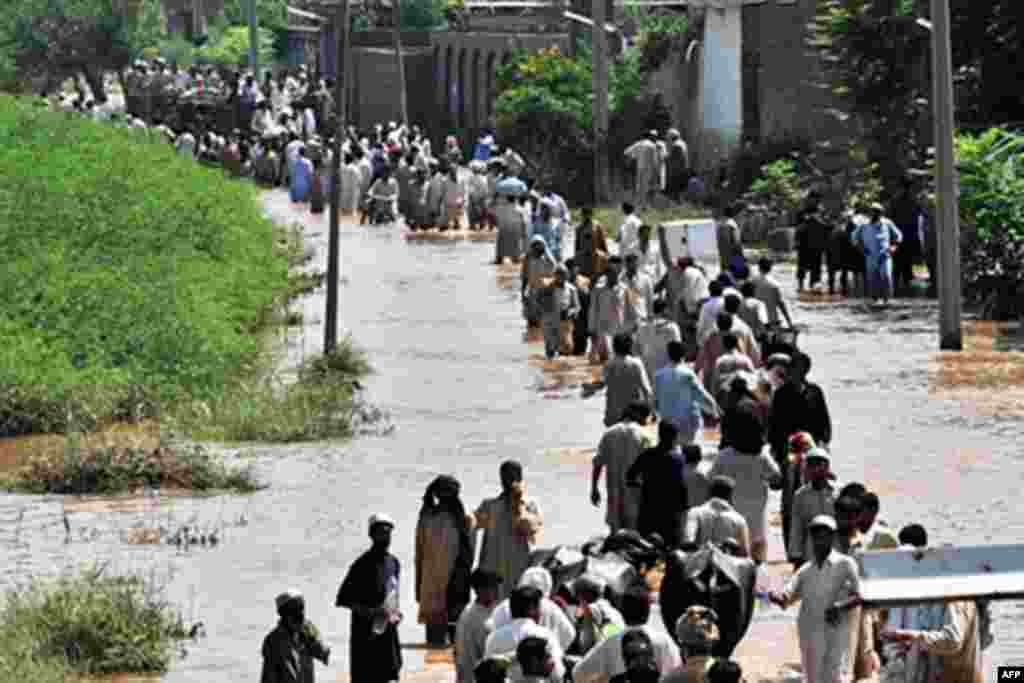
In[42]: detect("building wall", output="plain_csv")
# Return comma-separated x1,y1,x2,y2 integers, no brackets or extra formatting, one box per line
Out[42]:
646,44,702,151
700,4,743,168
742,0,842,146
349,47,435,132
429,32,570,150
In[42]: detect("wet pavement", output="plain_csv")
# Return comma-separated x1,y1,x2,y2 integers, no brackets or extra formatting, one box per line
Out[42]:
2,189,1023,681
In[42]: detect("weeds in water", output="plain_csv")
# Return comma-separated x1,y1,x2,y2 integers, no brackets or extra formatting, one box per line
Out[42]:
0,567,195,677
0,438,261,495
168,338,373,443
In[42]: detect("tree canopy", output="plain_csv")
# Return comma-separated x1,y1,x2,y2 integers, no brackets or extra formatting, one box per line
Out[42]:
0,0,162,99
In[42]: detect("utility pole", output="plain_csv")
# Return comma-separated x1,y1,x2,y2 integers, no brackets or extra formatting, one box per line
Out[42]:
591,0,610,205
392,0,409,125
931,0,962,350
325,0,349,354
248,0,259,76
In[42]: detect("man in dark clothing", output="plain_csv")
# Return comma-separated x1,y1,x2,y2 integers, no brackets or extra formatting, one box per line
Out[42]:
626,420,688,548
566,258,592,357
260,590,330,683
795,196,831,292
767,352,832,561
889,184,923,295
337,513,403,683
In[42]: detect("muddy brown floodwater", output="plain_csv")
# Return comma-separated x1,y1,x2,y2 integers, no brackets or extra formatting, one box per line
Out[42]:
2,189,1022,682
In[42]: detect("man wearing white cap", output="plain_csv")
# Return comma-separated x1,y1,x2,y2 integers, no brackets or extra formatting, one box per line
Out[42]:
490,567,576,651
787,449,836,568
336,514,403,683
769,515,862,683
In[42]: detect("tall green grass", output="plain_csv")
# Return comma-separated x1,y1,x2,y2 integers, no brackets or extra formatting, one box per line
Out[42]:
0,568,191,678
0,95,289,436
169,339,373,443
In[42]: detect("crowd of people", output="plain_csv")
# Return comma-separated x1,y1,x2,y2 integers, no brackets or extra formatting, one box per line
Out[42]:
258,205,986,683
47,61,983,683
51,60,546,232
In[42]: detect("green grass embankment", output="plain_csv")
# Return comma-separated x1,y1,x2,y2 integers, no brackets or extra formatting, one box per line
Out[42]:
0,95,370,492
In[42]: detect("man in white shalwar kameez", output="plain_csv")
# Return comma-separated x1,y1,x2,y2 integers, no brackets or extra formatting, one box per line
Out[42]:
456,569,504,683
490,567,576,651
624,132,663,208
770,515,862,683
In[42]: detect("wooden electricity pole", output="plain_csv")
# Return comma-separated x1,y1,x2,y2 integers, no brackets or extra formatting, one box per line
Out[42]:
931,0,962,350
248,0,259,76
392,0,409,125
325,0,349,354
591,0,610,205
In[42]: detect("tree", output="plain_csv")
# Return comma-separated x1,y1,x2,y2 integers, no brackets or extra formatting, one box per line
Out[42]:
955,128,1024,319
493,46,651,202
809,0,933,201
810,0,1024,202
196,25,275,67
221,0,289,61
1,0,164,101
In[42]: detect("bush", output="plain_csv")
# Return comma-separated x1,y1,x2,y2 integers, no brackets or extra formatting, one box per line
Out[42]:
955,128,1024,318
0,568,190,677
1,439,261,494
155,35,197,68
169,338,373,443
630,10,691,73
196,25,275,67
0,95,289,436
494,46,652,202
744,159,805,220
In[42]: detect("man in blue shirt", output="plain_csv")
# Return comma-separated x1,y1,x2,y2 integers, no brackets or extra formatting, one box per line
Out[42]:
852,203,903,306
530,201,563,263
655,341,720,446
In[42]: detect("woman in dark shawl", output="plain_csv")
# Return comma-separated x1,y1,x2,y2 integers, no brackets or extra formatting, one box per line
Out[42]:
415,475,475,646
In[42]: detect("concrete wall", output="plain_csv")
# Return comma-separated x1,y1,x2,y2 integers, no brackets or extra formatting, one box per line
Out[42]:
742,0,842,146
700,4,743,168
429,32,571,149
349,47,436,131
646,43,702,161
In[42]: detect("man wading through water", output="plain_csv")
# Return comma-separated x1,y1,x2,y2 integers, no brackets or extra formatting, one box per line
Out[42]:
336,514,403,683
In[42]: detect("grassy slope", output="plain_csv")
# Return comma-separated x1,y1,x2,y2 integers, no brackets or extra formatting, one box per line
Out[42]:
0,95,289,436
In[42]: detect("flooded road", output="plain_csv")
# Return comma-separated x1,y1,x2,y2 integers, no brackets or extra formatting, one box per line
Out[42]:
2,189,1023,681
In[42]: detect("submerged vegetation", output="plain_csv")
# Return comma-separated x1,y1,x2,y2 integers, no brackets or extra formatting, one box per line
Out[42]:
169,339,373,443
0,568,194,680
0,438,261,495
